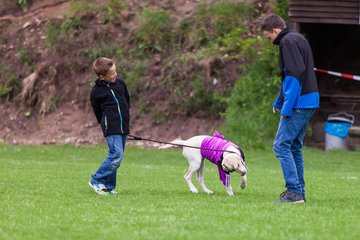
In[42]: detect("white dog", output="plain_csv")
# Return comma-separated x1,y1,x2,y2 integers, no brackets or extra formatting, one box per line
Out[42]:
158,131,247,196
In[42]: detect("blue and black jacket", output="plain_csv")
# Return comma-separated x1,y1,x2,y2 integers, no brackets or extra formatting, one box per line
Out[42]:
90,77,130,137
272,27,319,116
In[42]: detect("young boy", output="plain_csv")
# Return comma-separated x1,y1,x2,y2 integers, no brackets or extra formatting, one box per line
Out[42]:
89,57,130,195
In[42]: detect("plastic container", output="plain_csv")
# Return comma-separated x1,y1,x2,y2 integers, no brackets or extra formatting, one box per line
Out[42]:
324,112,355,150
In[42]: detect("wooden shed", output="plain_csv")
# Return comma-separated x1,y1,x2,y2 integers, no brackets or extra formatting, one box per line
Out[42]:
289,0,360,25
288,0,360,149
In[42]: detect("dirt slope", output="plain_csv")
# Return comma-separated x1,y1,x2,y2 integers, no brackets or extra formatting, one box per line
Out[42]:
0,0,266,146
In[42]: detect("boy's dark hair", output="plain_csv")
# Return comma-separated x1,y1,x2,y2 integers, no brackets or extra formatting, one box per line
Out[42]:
261,14,286,32
93,57,114,77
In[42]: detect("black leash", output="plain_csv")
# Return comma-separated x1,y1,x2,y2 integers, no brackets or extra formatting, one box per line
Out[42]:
127,134,240,154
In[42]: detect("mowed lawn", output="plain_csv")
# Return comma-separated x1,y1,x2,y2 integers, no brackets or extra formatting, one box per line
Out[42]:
1,143,360,240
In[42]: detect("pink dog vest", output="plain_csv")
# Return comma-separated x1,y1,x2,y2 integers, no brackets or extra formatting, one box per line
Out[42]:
200,131,240,186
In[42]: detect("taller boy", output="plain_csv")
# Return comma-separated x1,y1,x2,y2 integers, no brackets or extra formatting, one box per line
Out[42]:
89,57,130,195
261,15,319,203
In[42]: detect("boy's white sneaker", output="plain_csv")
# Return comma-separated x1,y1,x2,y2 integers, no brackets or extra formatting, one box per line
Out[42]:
89,182,108,195
108,190,117,195
89,182,117,195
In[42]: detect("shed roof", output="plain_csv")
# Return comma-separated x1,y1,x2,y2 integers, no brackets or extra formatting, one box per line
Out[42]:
289,0,360,25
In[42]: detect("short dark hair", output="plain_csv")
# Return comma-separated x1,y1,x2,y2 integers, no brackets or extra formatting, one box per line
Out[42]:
261,14,286,31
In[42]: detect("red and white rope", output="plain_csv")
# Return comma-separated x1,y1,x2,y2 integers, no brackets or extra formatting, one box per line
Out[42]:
314,68,360,81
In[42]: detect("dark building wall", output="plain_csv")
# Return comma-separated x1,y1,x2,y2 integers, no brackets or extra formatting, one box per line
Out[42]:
289,0,360,25
300,23,360,121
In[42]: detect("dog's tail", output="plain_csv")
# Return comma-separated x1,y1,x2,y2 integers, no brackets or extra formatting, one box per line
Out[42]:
158,138,186,149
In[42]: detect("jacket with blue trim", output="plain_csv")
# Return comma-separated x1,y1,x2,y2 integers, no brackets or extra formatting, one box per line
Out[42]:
90,77,130,137
272,27,319,116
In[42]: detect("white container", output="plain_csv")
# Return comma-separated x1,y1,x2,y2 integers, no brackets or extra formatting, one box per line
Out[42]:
325,133,347,150
324,112,354,151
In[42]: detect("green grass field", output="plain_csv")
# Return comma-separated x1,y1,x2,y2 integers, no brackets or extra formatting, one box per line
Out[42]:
1,143,360,240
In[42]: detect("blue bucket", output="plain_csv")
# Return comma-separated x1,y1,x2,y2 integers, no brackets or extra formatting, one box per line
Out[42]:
324,122,352,138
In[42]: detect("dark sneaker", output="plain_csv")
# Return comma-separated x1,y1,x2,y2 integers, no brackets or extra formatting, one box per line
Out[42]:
275,190,305,203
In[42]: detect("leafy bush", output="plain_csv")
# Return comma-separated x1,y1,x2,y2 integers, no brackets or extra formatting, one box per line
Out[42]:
135,9,173,53
69,0,94,15
270,0,289,22
17,0,28,9
204,2,250,36
86,44,124,62
182,77,227,117
177,2,250,50
46,15,84,46
46,23,60,45
223,38,281,149
17,47,32,65
0,84,13,100
60,16,83,32
102,0,126,24
119,60,148,97
0,66,20,101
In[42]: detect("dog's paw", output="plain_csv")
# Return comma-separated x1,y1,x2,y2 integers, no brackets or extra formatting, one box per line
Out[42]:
205,190,214,195
190,189,198,194
227,191,234,196
225,185,234,196
240,175,247,190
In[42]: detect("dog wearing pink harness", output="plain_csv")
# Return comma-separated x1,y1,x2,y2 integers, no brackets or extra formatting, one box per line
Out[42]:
159,131,247,196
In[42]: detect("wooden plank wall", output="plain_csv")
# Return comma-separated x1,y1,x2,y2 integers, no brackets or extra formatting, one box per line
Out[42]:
289,0,360,25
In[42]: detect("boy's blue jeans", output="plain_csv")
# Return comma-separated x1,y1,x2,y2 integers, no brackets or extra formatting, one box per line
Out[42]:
273,109,315,196
91,135,127,190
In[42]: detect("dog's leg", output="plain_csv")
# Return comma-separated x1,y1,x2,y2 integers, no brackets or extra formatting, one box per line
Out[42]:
184,166,199,194
183,148,202,194
225,185,234,196
197,159,213,194
240,174,247,190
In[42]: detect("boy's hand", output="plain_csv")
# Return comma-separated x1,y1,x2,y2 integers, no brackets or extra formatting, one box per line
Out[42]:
272,107,279,113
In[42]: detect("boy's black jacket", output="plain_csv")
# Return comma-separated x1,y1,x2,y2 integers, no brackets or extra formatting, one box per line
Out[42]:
90,77,130,137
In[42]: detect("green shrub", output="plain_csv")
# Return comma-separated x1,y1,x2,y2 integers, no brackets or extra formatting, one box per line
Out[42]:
0,67,19,101
60,16,83,32
164,68,228,118
195,27,257,60
17,47,32,65
270,0,289,22
69,0,94,15
0,85,12,100
46,23,61,45
46,15,83,45
179,1,250,50
205,2,250,36
48,96,59,113
223,38,280,149
135,9,173,53
102,0,126,24
86,45,124,62
17,0,28,9
119,60,148,97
